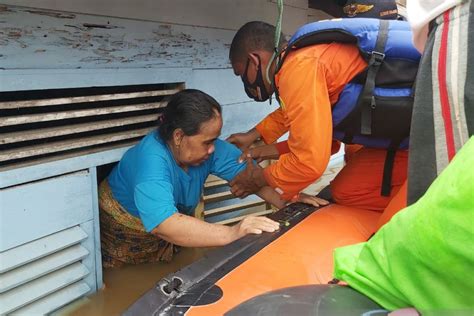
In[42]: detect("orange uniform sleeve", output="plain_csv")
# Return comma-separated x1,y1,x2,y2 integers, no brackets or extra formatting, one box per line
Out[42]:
255,108,288,144
263,52,333,200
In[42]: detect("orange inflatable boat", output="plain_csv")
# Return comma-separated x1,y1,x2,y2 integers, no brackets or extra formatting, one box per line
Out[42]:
124,197,405,315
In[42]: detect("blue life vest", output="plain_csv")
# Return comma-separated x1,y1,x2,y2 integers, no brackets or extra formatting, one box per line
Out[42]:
275,18,422,195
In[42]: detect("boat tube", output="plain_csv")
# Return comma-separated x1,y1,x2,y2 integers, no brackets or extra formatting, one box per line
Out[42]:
124,202,385,315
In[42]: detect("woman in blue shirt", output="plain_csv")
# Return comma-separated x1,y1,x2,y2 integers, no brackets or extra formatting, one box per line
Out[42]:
99,89,286,267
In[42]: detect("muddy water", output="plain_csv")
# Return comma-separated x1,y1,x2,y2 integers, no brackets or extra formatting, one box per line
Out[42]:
60,247,209,315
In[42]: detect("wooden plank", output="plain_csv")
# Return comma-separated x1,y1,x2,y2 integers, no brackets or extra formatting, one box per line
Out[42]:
0,171,92,252
0,141,133,178
0,262,89,315
0,127,153,162
205,175,223,182
1,68,190,93
0,102,166,127
0,88,179,109
215,209,274,225
0,226,87,273
11,281,90,315
204,179,228,189
0,114,158,145
203,200,266,217
203,190,234,204
0,244,89,293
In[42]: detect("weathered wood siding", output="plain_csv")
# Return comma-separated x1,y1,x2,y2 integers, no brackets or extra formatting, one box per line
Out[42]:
0,1,310,137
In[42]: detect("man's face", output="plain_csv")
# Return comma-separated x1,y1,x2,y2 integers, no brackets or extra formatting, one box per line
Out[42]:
232,53,272,102
232,56,253,81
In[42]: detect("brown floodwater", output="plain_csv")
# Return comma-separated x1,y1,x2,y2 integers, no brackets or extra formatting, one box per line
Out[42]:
59,247,209,315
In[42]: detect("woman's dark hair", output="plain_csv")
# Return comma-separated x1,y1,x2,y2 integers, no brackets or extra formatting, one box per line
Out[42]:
158,89,222,141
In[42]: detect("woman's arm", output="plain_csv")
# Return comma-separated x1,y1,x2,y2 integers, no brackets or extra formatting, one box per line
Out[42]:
152,213,280,247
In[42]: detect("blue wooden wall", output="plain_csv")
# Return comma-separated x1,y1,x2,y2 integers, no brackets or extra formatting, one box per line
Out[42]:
0,4,281,138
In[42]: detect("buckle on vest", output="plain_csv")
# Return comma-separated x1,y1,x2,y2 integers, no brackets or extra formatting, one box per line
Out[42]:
370,51,385,65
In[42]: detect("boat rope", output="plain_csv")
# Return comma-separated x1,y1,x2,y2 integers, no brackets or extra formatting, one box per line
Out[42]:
265,0,284,86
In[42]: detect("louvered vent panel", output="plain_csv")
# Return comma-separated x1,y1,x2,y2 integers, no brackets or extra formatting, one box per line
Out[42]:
0,83,184,168
11,282,91,315
0,226,92,315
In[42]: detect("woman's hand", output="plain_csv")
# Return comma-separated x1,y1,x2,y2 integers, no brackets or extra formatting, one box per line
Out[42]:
154,213,278,247
226,128,261,151
295,192,329,207
232,215,280,239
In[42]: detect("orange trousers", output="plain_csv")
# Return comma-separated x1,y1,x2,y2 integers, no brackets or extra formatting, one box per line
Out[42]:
330,147,408,212
375,181,407,230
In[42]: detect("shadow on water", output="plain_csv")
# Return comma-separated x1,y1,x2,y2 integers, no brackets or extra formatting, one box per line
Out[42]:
59,247,209,315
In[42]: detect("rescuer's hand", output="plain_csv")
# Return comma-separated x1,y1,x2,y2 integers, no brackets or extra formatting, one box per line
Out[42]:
238,144,279,163
226,128,261,151
230,157,267,198
294,192,329,207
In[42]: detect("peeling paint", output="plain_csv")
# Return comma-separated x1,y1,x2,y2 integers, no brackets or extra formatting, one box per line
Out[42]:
64,24,87,31
1,5,232,70
7,30,21,38
79,56,114,64
23,9,75,19
0,5,12,14
82,23,121,29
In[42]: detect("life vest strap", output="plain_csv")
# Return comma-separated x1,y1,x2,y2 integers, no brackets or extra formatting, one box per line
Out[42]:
381,138,403,196
360,19,390,136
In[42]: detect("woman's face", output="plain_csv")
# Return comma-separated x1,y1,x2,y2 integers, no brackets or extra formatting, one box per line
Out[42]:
174,113,223,167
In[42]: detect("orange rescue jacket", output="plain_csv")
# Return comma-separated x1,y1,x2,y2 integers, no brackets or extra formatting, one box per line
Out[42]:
257,43,367,199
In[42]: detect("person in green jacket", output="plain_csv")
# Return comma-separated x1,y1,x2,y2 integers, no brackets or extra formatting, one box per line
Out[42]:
333,0,474,314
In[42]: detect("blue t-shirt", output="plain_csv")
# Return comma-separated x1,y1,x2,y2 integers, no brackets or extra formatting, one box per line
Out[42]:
108,131,247,232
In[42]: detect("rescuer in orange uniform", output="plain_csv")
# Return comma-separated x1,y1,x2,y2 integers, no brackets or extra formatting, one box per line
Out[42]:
227,21,408,211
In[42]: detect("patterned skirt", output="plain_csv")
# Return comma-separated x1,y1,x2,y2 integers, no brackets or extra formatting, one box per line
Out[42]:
98,180,178,268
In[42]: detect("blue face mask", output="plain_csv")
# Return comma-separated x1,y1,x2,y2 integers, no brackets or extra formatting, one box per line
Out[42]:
241,55,270,102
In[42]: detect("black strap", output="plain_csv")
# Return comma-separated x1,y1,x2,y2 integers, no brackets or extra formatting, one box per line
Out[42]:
342,132,354,144
360,20,390,136
273,49,287,106
380,138,403,196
